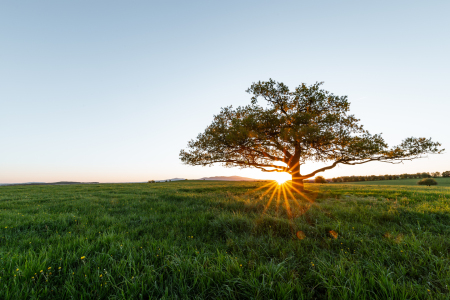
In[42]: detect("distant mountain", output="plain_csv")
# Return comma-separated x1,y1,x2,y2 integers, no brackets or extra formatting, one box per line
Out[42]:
198,176,270,181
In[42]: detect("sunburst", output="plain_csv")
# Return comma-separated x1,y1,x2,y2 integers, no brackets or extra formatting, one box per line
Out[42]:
275,178,288,185
242,179,330,239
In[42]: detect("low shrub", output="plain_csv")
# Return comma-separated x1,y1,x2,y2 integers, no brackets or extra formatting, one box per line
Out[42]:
417,178,438,186
315,176,328,184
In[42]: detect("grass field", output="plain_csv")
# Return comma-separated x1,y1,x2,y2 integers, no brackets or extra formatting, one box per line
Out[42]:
1,181,450,299
331,177,450,186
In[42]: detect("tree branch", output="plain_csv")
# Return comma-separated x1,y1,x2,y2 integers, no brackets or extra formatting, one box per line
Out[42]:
301,160,342,179
221,160,289,172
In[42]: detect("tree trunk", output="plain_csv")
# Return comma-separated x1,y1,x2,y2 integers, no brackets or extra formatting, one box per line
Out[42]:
291,173,305,193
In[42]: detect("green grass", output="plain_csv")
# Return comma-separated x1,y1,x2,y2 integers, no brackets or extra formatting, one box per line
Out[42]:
1,181,450,299
330,177,450,186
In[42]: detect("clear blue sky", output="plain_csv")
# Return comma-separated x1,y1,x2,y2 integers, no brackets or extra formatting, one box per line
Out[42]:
1,1,449,183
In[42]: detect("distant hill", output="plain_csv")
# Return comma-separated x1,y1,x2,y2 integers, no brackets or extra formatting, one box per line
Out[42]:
154,178,186,182
198,176,270,181
0,181,99,187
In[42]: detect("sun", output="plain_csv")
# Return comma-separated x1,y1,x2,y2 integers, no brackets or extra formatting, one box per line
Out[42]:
273,173,291,185
276,178,288,185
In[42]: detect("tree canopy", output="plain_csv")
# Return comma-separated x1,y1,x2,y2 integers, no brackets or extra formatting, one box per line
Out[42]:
180,79,443,191
314,176,328,184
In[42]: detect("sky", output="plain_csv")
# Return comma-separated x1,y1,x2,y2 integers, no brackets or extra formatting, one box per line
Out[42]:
1,0,449,183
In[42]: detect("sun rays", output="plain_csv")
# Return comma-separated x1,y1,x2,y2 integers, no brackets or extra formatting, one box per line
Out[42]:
248,180,315,229
242,179,333,239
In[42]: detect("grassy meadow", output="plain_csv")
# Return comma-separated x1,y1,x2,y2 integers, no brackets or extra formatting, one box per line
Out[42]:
1,180,450,299
331,177,450,187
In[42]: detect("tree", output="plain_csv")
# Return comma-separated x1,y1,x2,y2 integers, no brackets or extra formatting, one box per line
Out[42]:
315,176,328,183
417,178,438,186
431,172,441,178
421,172,431,178
180,80,444,192
443,171,450,178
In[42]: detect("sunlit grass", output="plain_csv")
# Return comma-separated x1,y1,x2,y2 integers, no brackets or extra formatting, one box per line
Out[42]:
0,181,449,299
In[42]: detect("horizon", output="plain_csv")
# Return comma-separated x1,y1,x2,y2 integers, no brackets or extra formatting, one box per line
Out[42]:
1,1,449,183
1,171,446,185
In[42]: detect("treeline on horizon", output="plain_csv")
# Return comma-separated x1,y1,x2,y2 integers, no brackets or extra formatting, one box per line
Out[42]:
327,171,450,183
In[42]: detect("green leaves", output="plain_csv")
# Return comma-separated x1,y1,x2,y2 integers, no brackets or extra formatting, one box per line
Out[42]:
180,80,443,179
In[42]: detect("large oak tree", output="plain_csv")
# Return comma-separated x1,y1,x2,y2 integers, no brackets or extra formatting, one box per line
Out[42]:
180,80,443,192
